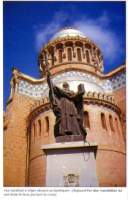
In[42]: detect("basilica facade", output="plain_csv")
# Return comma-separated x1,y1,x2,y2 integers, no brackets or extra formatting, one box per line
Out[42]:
4,28,126,187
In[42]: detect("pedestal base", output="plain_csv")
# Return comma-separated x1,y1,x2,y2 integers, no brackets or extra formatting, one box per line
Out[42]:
42,141,98,187
56,135,85,143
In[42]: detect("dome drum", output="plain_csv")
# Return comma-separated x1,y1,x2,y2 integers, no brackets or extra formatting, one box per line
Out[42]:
39,28,104,76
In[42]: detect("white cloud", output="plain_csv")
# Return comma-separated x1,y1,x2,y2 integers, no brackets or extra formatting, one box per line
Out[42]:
73,13,122,64
35,11,69,50
35,11,123,65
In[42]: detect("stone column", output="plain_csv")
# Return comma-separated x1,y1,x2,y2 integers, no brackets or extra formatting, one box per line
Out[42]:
82,43,85,60
72,42,77,62
92,48,99,71
53,45,57,65
62,43,66,61
47,48,53,68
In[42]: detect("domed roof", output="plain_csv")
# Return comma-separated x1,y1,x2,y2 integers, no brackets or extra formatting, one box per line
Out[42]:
52,27,86,40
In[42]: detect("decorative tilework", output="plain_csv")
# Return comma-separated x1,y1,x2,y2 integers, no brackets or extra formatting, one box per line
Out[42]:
18,71,125,99
110,72,126,90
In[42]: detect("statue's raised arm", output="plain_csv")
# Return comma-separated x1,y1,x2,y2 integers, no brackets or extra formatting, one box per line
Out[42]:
44,51,57,107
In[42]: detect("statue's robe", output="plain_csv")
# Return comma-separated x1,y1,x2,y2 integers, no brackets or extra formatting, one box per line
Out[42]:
49,85,86,138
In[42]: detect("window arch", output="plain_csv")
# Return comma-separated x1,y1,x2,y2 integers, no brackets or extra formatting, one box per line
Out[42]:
44,116,49,133
38,119,41,136
84,111,90,128
101,113,107,130
86,50,90,63
77,48,82,61
58,49,63,63
109,115,114,131
67,48,72,61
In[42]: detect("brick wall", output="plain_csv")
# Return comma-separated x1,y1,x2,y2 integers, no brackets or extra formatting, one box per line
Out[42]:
28,100,125,186
4,94,36,186
28,110,55,186
113,87,126,140
96,149,126,186
83,104,126,186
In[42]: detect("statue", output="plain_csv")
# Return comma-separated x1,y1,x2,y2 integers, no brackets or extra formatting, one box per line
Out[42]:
44,52,87,140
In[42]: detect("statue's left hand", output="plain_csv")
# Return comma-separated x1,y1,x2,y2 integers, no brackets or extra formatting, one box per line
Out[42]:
78,84,85,94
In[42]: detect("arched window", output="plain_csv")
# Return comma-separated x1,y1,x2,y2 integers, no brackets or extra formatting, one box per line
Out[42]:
77,48,82,61
67,48,72,61
44,116,49,133
51,52,54,65
115,118,119,134
33,123,36,142
32,124,34,138
86,50,90,63
38,119,41,136
58,49,63,63
34,123,36,137
109,115,114,131
84,111,90,128
101,113,107,130
97,50,101,63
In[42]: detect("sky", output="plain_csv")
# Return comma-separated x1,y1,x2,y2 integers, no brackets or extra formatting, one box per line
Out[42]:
3,1,126,109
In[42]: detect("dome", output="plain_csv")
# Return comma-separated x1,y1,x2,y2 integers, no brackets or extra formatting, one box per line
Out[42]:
52,27,86,40
40,27,104,75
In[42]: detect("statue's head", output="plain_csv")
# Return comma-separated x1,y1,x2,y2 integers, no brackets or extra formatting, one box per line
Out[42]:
62,82,69,90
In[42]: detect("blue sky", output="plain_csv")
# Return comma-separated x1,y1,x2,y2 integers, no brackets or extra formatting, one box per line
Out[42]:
3,1,126,109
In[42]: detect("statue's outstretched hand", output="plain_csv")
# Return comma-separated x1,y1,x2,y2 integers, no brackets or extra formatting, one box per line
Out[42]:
78,84,85,94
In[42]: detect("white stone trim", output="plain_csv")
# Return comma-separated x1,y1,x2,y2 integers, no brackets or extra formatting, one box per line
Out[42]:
41,141,98,150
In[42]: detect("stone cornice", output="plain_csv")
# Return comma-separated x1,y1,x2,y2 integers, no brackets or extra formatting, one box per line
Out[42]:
41,142,125,154
12,64,125,85
50,62,102,75
48,64,125,82
84,97,120,115
41,141,98,151
11,68,45,84
18,72,45,83
42,35,101,53
103,64,125,79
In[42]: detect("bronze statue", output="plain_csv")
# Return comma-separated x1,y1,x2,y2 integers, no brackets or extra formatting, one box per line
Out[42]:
44,52,87,139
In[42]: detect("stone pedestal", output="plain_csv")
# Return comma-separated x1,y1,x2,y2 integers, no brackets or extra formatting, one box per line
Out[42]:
41,141,98,187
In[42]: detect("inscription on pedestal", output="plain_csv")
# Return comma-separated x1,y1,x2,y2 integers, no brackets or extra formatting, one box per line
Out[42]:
64,173,79,187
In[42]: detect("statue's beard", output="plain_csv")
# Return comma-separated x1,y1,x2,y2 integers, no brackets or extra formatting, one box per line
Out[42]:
63,88,75,96
63,87,69,91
